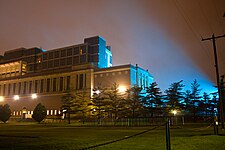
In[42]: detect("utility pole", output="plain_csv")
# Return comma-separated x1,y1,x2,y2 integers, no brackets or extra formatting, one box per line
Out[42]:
202,34,225,129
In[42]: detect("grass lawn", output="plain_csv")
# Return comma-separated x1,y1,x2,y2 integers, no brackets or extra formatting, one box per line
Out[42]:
0,123,224,150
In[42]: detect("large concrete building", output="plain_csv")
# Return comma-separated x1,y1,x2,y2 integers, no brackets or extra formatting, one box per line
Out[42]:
0,36,153,118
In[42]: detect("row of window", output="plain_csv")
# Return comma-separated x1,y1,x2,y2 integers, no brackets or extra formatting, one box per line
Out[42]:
42,45,87,61
94,71,129,78
12,109,61,116
26,55,98,71
0,74,87,96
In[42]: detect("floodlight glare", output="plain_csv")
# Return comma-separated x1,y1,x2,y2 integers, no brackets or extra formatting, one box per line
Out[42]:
95,90,100,94
14,95,20,100
118,85,126,93
31,93,37,99
0,96,4,102
172,110,177,115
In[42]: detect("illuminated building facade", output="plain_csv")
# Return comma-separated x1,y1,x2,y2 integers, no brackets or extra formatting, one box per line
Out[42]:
0,36,153,119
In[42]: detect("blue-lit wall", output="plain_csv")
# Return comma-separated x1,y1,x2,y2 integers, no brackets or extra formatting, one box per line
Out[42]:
130,65,153,88
85,36,112,68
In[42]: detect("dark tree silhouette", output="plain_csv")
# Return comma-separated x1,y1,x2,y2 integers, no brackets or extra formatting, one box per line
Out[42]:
183,90,192,112
165,80,184,111
190,79,202,122
145,82,163,117
0,104,11,123
126,86,143,118
61,90,75,124
105,83,127,120
32,103,47,123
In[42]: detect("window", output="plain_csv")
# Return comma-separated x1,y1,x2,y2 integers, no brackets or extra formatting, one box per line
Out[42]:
66,76,70,90
8,84,11,96
40,79,44,93
79,74,83,89
29,81,32,94
67,57,72,65
67,48,73,56
60,58,66,66
81,46,86,53
61,49,66,57
46,78,50,92
43,53,48,60
73,56,79,65
13,83,16,95
59,77,63,91
76,75,78,90
42,62,47,69
73,47,79,55
54,51,60,58
53,78,57,92
110,56,112,64
49,52,54,59
3,84,6,96
48,60,54,68
23,82,27,94
84,74,86,88
18,82,21,94
80,55,86,63
34,80,38,93
54,59,60,67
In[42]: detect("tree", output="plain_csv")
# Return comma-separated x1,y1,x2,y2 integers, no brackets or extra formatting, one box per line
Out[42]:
105,83,127,120
32,103,47,123
183,90,192,112
145,82,163,117
0,104,11,123
73,89,91,124
126,86,144,118
165,80,184,111
202,92,210,116
190,79,202,122
61,90,75,124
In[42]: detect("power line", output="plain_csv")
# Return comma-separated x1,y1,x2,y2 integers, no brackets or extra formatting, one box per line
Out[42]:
197,0,214,33
211,0,225,34
172,0,214,66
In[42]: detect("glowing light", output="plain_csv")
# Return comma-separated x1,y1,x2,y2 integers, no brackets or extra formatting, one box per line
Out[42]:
31,93,37,99
0,96,4,102
95,90,100,94
14,95,20,100
172,110,177,115
118,85,126,93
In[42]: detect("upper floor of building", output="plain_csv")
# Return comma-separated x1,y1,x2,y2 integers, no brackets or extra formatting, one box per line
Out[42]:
0,36,112,79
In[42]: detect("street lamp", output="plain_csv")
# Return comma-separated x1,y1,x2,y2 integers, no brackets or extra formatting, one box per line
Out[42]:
31,93,37,99
13,95,20,100
0,96,4,102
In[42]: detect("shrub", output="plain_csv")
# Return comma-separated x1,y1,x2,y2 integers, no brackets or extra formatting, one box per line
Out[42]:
32,103,47,123
0,104,11,123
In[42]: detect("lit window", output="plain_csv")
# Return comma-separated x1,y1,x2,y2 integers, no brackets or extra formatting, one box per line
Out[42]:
80,49,83,55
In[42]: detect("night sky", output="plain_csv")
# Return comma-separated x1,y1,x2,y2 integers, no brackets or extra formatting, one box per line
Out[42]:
0,0,224,94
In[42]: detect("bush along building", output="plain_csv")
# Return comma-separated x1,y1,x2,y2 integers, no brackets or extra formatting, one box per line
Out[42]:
0,36,153,119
